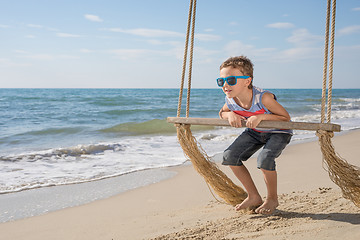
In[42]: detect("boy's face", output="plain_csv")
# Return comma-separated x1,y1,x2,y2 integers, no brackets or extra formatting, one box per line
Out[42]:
219,67,252,98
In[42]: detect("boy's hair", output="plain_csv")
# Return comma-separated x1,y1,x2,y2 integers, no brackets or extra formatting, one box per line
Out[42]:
220,56,254,89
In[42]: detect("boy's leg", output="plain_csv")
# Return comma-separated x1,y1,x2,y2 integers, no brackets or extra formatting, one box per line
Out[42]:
222,129,265,211
255,169,278,214
229,165,263,210
255,133,291,214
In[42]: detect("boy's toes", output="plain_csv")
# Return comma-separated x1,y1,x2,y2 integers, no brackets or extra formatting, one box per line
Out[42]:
257,208,273,214
255,200,278,215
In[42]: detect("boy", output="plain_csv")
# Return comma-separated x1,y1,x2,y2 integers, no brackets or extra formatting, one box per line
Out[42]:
217,56,292,214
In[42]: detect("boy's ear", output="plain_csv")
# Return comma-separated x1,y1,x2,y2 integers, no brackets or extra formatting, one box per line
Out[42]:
246,77,252,85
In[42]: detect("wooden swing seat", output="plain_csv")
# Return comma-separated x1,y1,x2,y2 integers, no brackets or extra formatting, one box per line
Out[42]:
167,117,341,132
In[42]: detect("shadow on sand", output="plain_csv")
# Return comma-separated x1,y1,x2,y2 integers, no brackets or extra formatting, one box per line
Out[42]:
251,209,360,225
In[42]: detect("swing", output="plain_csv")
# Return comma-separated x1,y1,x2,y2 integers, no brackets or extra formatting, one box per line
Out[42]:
167,0,360,207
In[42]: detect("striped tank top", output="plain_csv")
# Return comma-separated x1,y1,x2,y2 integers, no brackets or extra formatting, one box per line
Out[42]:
225,86,292,134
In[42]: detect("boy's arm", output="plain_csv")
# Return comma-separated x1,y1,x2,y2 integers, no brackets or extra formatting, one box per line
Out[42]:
218,104,229,119
219,104,246,128
246,92,291,128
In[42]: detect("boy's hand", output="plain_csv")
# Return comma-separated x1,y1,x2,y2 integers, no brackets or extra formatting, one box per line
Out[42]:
246,115,262,128
227,112,246,128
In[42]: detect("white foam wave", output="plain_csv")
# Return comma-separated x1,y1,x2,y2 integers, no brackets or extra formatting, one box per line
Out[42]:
0,136,186,194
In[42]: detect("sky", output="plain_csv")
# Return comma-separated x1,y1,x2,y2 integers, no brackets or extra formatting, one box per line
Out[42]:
0,0,359,89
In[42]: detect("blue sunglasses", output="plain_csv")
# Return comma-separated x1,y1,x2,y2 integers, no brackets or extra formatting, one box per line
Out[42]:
216,76,250,87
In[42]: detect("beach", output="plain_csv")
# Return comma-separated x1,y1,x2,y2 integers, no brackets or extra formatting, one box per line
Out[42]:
0,129,359,240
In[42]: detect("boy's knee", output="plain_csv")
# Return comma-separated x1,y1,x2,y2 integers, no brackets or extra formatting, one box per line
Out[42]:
223,149,232,161
222,149,243,166
257,149,276,171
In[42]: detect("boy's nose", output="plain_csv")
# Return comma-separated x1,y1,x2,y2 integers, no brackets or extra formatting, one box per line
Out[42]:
223,81,230,88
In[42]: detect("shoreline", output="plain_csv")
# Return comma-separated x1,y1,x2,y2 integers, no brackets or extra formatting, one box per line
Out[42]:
1,129,359,239
0,167,178,223
0,128,357,224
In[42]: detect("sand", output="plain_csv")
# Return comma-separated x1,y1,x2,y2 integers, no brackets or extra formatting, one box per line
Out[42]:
0,130,359,240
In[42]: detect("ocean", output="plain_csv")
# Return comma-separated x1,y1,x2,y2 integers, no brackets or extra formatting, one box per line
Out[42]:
1,88,360,195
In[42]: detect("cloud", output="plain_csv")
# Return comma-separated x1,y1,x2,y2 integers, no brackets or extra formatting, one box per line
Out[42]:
105,27,220,42
56,32,81,38
108,49,152,60
146,39,164,45
352,7,360,11
105,28,183,38
20,54,80,60
286,28,323,46
58,55,80,59
27,24,43,28
195,33,221,41
338,25,360,36
222,38,323,63
25,24,58,32
22,54,54,60
107,47,183,61
145,39,181,47
80,48,94,53
0,58,31,67
47,27,59,32
14,50,30,54
0,24,10,28
25,35,36,38
275,47,322,61
223,40,276,58
266,22,295,29
84,14,103,22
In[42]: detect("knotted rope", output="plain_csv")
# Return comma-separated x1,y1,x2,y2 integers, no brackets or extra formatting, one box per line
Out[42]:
175,0,246,206
176,124,247,205
317,0,360,207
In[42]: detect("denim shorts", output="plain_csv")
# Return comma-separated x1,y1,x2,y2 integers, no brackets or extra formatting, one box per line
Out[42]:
222,128,292,171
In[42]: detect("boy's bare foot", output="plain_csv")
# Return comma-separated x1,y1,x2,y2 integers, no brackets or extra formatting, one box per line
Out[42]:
235,196,263,211
255,198,279,215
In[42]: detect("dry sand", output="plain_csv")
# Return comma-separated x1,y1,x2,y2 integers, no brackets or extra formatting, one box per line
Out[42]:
0,130,359,240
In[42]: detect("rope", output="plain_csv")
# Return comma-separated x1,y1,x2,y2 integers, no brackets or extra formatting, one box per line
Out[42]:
327,0,336,123
186,0,197,118
317,130,360,207
176,0,194,117
176,0,197,118
317,0,360,207
321,0,336,123
174,0,246,206
321,0,331,123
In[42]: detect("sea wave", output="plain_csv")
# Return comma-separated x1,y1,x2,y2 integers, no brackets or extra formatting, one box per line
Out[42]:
292,109,360,122
0,143,125,162
0,134,187,194
100,119,215,135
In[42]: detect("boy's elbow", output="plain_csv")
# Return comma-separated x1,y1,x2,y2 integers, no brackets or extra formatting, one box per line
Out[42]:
219,109,224,119
284,114,291,122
